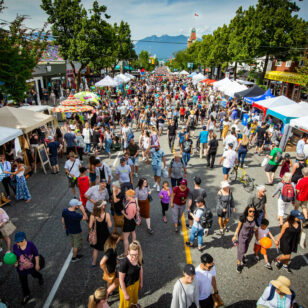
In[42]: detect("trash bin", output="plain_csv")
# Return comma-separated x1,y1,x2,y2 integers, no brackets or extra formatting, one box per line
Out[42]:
242,113,249,126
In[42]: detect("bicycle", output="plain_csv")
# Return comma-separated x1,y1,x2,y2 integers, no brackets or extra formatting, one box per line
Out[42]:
229,166,255,192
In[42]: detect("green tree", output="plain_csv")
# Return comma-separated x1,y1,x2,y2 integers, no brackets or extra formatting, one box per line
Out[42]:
41,0,111,91
0,4,48,103
252,0,308,82
296,57,308,89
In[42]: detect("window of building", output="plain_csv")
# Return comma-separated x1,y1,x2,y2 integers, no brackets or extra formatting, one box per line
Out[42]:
285,60,292,68
275,60,282,67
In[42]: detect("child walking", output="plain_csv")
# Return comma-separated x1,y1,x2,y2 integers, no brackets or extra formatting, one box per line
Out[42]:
279,153,292,178
78,167,89,206
158,181,172,223
254,218,277,270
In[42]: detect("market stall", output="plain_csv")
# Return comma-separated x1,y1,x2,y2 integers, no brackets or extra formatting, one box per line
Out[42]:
234,84,265,98
244,88,274,105
95,76,118,87
265,102,308,126
253,95,297,120
74,91,100,106
290,116,308,134
0,127,23,146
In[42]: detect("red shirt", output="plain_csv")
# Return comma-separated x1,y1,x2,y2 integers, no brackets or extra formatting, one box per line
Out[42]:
173,186,190,205
78,176,90,205
296,177,308,202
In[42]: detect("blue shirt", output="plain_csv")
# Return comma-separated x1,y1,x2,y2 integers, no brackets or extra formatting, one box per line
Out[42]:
116,164,131,183
179,132,186,144
64,132,76,147
62,208,82,234
296,139,305,155
199,131,209,144
151,149,164,167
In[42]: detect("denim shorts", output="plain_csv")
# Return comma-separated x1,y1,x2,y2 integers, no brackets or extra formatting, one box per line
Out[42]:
222,167,231,175
152,165,162,177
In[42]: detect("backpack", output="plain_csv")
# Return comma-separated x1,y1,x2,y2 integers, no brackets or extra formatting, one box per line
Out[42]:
266,284,296,303
189,116,195,128
199,207,213,229
281,182,295,202
275,150,283,164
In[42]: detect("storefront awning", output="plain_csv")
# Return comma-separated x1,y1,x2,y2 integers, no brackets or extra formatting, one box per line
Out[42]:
265,71,304,86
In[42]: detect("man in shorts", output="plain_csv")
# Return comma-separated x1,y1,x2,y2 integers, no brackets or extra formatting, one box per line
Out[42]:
151,145,166,192
219,143,238,181
264,141,282,185
64,152,82,199
255,122,267,155
62,199,88,262
47,136,62,174
127,138,140,177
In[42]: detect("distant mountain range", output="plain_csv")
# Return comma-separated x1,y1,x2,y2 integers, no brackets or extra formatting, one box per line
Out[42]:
134,35,188,60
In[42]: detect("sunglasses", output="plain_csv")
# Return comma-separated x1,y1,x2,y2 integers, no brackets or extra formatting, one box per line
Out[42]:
248,210,255,213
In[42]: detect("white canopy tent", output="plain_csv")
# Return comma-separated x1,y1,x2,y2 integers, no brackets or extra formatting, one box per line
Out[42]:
114,74,130,84
290,116,308,133
256,96,297,109
213,78,232,91
179,70,189,75
231,79,255,85
0,127,23,146
19,105,54,113
124,73,135,80
223,81,247,97
95,76,118,87
192,73,206,84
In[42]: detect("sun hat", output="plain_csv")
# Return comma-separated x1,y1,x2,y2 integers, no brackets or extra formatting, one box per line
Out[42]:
270,276,291,295
221,181,230,189
68,151,77,158
296,153,305,161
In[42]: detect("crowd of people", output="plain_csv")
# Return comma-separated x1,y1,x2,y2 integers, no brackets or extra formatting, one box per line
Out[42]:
0,74,307,307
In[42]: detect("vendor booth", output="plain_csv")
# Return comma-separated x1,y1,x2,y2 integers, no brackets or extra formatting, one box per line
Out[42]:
244,89,274,105
253,96,297,120
0,127,23,146
290,116,308,134
265,102,308,127
234,85,265,98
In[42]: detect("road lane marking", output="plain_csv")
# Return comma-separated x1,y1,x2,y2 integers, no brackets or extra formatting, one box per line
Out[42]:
112,151,121,168
181,214,192,264
43,249,73,308
302,254,308,264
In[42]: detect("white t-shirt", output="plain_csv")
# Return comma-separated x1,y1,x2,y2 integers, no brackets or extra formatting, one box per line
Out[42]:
64,158,81,178
255,227,269,244
195,265,216,300
223,150,237,168
120,105,127,115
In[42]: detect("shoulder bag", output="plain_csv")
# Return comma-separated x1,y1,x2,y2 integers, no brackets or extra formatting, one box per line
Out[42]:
88,219,97,245
19,246,45,270
66,160,76,181
179,280,197,308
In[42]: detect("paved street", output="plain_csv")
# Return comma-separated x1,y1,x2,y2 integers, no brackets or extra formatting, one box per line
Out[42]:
1,124,308,308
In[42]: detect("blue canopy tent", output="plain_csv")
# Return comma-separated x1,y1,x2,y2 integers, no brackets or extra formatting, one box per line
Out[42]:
188,72,197,77
266,102,308,126
244,89,274,105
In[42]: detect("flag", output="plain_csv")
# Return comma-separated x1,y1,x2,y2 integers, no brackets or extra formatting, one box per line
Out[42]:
194,13,199,17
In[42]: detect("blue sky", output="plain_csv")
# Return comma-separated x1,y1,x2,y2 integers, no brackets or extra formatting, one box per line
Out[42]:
2,0,307,40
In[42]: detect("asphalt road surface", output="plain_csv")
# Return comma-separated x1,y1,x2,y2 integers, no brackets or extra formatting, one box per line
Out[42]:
1,124,307,308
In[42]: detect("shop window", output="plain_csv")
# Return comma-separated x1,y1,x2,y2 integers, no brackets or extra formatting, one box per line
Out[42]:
275,60,282,67
285,60,292,68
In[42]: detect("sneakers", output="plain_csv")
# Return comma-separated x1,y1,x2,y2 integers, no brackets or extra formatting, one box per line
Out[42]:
242,257,248,265
21,295,31,306
175,227,179,232
264,263,273,270
275,259,283,270
185,241,193,247
147,228,154,235
71,254,83,263
219,229,224,236
282,265,292,273
156,185,160,192
153,182,157,189
163,216,167,223
236,264,242,274
203,228,209,237
255,255,260,262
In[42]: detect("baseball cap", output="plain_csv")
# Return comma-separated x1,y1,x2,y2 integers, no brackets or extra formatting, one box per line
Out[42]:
120,157,126,163
183,264,195,275
228,143,234,148
69,199,82,207
180,179,187,186
194,176,201,185
290,210,305,221
14,231,26,242
202,126,206,130
48,136,53,140
195,196,205,204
